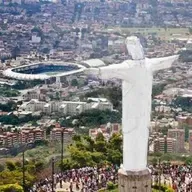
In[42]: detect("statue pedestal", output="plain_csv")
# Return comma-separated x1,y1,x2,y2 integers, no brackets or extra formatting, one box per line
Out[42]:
118,168,152,192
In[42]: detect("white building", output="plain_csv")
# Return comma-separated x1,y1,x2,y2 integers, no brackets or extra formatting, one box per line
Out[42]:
19,98,113,115
31,35,41,43
186,40,192,51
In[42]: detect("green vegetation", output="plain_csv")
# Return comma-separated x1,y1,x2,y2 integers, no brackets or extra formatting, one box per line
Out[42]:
0,141,66,188
107,27,190,40
179,50,192,62
82,84,168,112
107,181,118,190
82,86,122,111
152,83,167,98
152,185,174,192
0,160,39,190
0,184,24,192
173,96,192,113
71,79,79,87
16,142,65,162
12,80,44,90
60,109,121,129
0,101,17,112
59,133,122,170
0,114,42,125
0,87,20,97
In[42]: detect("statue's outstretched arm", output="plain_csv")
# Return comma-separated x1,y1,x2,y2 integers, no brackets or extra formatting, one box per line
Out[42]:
85,62,134,80
148,55,179,72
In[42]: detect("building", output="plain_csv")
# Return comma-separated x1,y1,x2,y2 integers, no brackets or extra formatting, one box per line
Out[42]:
154,136,176,153
186,40,192,51
177,116,192,128
31,35,41,43
0,128,46,147
167,129,185,153
23,90,45,101
50,127,75,144
89,123,121,140
20,99,113,115
189,130,192,153
20,128,46,143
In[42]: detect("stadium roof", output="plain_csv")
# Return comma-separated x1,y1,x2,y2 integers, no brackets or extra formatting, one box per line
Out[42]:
3,62,86,81
82,59,106,68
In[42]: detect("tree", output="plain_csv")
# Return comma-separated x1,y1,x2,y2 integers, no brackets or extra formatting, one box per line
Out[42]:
173,96,192,112
152,83,167,98
67,109,121,128
41,48,49,54
0,184,24,192
71,79,78,87
107,149,122,165
185,157,192,165
94,140,107,153
185,125,189,142
31,26,43,37
108,133,122,151
11,46,20,59
0,101,17,112
65,133,123,169
58,158,72,171
74,27,80,35
72,134,81,142
6,161,16,171
151,158,158,166
107,181,117,190
69,146,94,167
0,170,35,188
189,27,192,35
96,132,105,142
0,164,4,172
55,92,60,100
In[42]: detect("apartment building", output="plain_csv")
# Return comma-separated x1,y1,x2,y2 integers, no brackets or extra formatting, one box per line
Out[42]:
167,128,185,153
154,136,177,153
89,123,121,140
0,128,46,147
50,127,75,144
20,98,113,115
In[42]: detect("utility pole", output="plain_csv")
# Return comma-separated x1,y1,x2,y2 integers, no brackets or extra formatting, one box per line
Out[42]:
158,158,161,192
52,157,55,192
61,130,64,169
22,149,25,192
60,129,64,188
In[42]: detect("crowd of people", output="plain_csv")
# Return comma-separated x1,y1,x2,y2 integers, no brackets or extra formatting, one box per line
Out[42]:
29,163,192,192
150,163,192,192
30,165,118,192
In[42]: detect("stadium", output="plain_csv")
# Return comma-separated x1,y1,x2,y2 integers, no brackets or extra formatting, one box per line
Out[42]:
3,62,86,81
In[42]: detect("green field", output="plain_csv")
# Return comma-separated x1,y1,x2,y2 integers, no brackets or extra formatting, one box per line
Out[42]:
0,142,68,165
107,27,190,40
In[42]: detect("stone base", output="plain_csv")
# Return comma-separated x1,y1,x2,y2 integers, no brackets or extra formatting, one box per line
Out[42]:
118,169,152,192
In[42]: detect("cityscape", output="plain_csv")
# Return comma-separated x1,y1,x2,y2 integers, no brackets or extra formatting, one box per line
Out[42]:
0,0,192,191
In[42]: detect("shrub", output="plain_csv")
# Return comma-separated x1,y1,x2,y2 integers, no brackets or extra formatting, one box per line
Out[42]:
0,184,24,192
152,185,174,192
107,181,116,190
98,189,105,192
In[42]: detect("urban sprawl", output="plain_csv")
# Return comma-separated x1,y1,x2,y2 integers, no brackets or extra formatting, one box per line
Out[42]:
0,0,192,191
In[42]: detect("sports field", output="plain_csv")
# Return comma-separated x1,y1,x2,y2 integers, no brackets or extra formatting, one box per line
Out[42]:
107,27,190,40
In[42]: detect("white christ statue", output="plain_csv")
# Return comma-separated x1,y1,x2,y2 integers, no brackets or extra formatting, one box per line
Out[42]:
85,36,179,172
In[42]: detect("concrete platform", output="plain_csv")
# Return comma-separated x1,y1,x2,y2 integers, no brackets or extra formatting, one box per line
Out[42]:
118,169,152,192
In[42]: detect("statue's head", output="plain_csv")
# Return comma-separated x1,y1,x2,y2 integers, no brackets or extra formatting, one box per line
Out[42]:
125,36,145,61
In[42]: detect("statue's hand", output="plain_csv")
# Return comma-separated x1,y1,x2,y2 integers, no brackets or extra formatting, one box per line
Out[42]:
84,68,100,77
